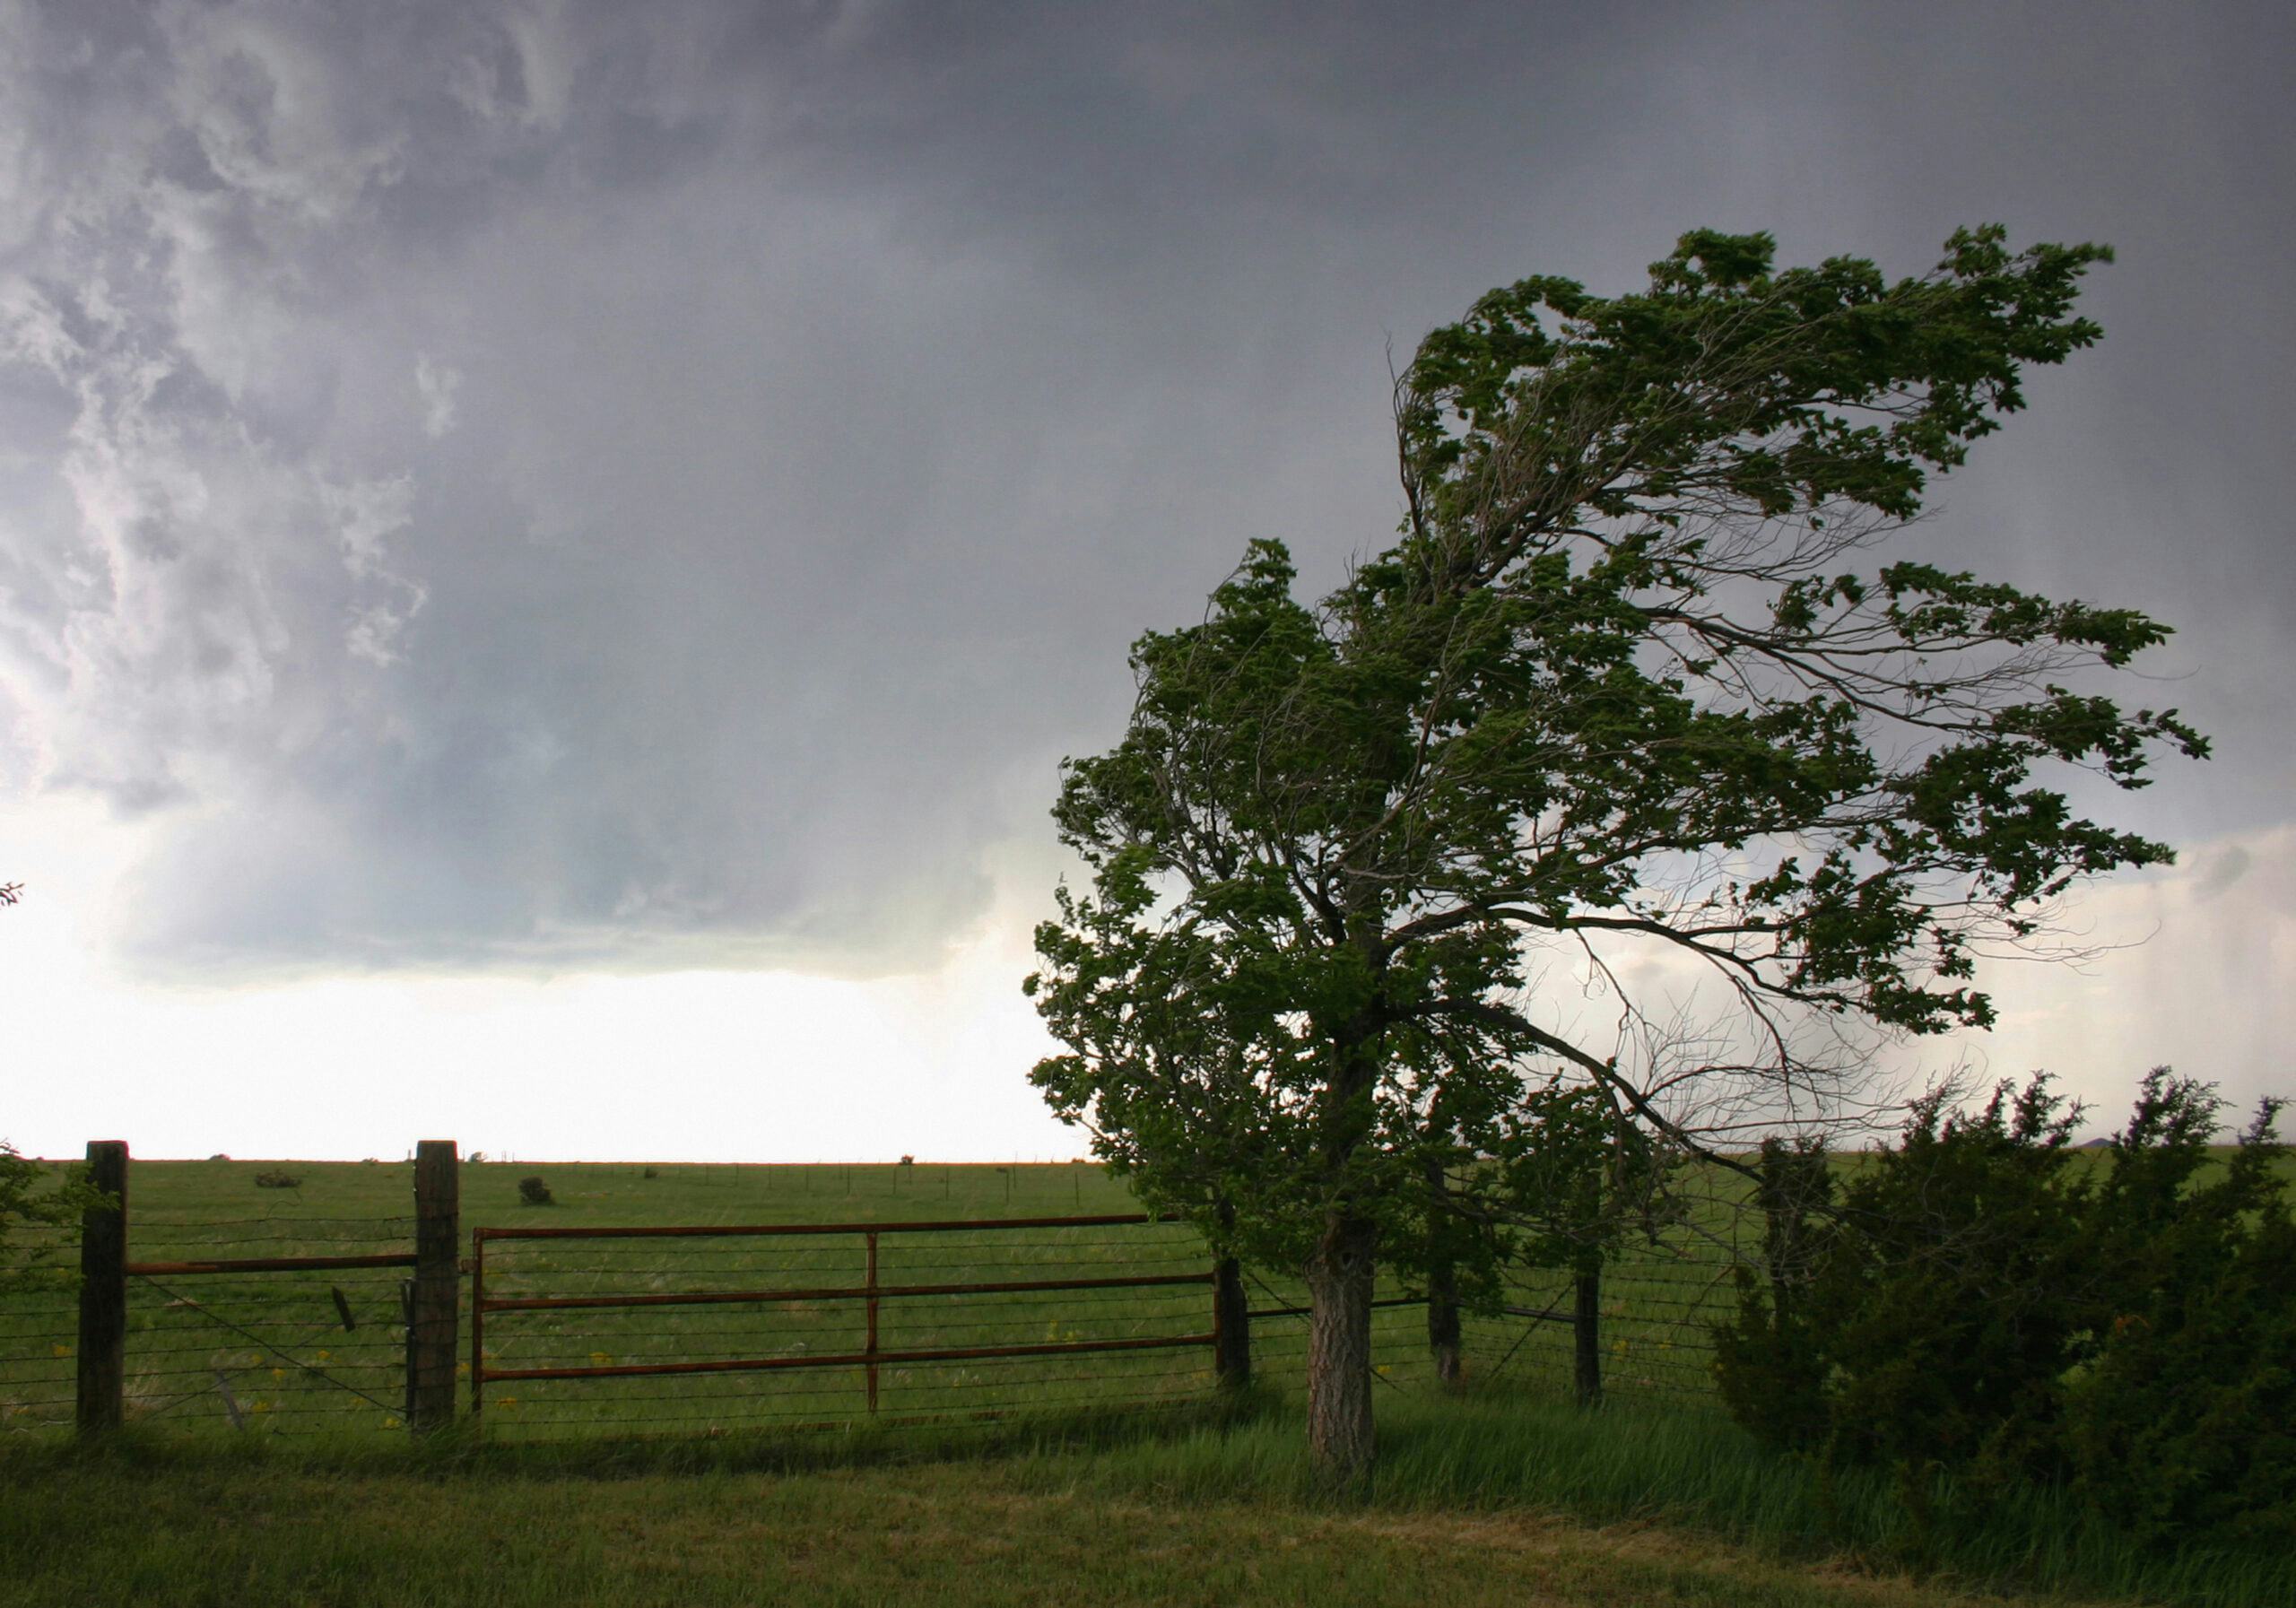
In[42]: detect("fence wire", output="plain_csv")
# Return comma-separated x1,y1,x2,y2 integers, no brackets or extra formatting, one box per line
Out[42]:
7,1177,1758,1446
473,1220,1218,1439
3,1205,416,1439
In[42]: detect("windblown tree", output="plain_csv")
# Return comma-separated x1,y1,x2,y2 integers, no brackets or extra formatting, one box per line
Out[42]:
1026,227,2205,1484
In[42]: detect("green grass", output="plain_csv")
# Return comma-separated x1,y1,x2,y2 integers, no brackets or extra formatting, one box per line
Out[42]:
2,1158,1729,1444
1002,1392,2292,1608
7,1159,2285,1605
3,1388,2282,1607
0,1454,2011,1608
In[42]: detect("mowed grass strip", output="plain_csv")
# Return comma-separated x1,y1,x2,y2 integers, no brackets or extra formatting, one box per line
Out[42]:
0,1449,2109,1608
4,1389,2276,1608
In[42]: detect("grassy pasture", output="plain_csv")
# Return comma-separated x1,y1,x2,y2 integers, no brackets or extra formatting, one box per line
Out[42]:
8,1154,2290,1606
25,1142,2280,1445
2,1156,1735,1445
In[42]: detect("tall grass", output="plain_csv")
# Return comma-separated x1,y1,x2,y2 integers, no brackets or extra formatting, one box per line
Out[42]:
7,1385,2282,1605
997,1387,2293,1608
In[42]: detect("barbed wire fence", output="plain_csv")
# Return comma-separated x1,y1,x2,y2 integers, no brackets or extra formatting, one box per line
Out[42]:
122,1212,418,1435
0,1219,79,1435
5,1146,1753,1448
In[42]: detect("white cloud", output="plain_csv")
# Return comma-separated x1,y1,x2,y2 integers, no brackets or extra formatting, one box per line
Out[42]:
413,354,459,439
1958,824,2296,1130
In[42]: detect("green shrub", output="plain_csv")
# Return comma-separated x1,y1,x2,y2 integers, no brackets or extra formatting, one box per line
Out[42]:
1711,1136,1833,1451
2059,1078,2293,1548
517,1175,554,1206
1,1142,107,1292
1712,1068,2295,1552
253,1169,301,1189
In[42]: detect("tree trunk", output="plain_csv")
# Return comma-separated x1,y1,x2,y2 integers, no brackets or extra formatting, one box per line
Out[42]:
1306,1210,1378,1488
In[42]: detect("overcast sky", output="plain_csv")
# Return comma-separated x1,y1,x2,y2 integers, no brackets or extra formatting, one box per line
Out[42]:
2,0,2289,1160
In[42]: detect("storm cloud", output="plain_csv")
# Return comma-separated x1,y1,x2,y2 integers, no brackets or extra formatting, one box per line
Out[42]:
2,0,2289,979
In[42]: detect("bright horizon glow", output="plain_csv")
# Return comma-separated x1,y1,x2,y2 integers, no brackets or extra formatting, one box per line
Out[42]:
5,793,2289,1164
1,794,1083,1164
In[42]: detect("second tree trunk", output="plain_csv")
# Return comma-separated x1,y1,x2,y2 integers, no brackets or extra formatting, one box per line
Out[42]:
1306,1211,1378,1486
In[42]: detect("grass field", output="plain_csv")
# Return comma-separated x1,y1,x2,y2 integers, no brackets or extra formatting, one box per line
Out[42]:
2,1157,1726,1444
4,1389,2287,1608
7,1157,2289,1606
0,1448,2053,1608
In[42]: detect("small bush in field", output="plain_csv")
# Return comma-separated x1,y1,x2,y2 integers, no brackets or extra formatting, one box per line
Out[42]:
641,1165,658,1180
253,1169,300,1189
207,1153,230,1162
899,1155,914,1167
517,1175,554,1206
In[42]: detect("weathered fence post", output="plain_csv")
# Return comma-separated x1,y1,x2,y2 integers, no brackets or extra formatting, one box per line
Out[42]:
468,1230,486,1424
1573,1261,1602,1407
408,1139,459,1433
864,1230,881,1412
1213,1255,1250,1388
75,1140,128,1434
1212,1198,1249,1389
1422,1155,1464,1386
1426,1260,1463,1386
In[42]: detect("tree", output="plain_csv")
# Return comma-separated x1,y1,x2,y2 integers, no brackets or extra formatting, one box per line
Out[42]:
1026,226,2205,1485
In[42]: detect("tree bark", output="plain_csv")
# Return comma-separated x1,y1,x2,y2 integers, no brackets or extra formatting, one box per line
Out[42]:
1306,1210,1378,1488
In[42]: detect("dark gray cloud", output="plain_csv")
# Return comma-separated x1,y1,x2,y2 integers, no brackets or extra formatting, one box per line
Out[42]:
1,0,2288,977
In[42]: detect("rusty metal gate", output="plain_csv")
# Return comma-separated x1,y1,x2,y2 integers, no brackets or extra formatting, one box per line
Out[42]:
468,1213,1229,1435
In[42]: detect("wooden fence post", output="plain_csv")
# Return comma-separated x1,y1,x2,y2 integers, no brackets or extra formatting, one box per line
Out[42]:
1422,1155,1464,1386
75,1141,128,1435
1213,1255,1250,1388
865,1230,881,1412
1211,1198,1249,1389
1573,1262,1602,1407
408,1139,459,1433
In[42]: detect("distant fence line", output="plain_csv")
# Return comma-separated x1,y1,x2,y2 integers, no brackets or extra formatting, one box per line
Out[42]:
4,1141,1726,1444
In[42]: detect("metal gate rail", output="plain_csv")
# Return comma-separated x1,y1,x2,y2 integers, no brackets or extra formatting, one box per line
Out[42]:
469,1212,1213,1420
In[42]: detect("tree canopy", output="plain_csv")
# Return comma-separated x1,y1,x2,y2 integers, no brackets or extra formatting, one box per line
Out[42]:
1025,226,2205,1482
